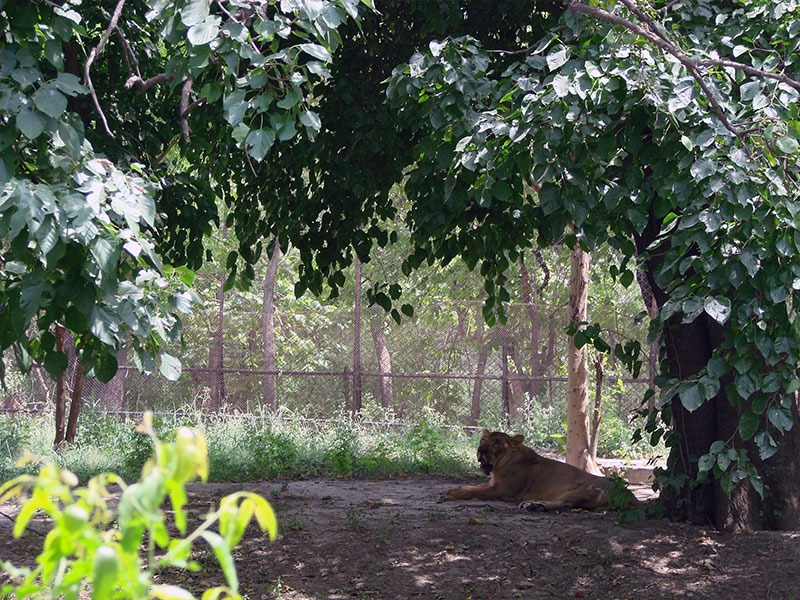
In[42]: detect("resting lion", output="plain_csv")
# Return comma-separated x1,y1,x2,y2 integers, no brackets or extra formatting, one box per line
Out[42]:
439,430,637,511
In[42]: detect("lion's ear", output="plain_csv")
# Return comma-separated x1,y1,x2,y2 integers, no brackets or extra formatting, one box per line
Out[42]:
511,434,524,445
481,429,491,437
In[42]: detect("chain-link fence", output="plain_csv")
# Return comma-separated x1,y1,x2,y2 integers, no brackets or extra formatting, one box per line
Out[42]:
1,298,655,429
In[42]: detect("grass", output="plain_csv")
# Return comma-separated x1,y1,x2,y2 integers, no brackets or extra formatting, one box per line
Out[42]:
0,405,664,484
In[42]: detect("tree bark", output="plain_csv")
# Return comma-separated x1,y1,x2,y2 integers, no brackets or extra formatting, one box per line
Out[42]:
520,251,550,397
205,276,225,413
566,242,603,475
53,325,67,449
590,355,603,459
636,214,800,531
101,348,127,414
469,315,487,426
64,363,84,444
352,256,363,416
262,239,282,411
369,309,393,410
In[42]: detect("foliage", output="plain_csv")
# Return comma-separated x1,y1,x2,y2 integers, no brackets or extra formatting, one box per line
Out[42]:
0,411,659,489
384,1,800,510
0,0,374,383
0,413,277,600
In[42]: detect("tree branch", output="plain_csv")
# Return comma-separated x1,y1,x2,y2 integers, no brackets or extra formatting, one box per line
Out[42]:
566,0,800,139
84,0,126,138
180,77,193,141
124,72,173,94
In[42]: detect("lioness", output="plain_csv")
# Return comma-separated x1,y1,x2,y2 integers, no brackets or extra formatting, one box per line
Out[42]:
439,430,637,511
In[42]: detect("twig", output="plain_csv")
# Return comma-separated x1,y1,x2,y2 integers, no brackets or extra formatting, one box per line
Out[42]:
180,77,193,141
114,25,140,80
566,0,800,140
84,0,127,138
124,72,173,94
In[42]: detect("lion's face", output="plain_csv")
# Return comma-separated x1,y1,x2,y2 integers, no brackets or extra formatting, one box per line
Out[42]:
476,430,524,475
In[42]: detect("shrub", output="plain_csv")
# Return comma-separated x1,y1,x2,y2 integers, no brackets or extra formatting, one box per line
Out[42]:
0,413,276,600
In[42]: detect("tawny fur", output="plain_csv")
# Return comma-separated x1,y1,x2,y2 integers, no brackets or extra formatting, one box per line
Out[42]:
439,430,636,510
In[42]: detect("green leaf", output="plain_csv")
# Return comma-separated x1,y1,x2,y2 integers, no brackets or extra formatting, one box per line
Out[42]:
740,80,762,101
91,545,119,600
767,407,793,432
94,352,118,383
187,16,221,46
300,43,332,62
149,585,197,600
754,431,778,460
43,350,68,379
159,353,182,381
16,108,45,139
180,0,210,26
201,531,238,590
735,373,756,401
698,453,715,472
245,128,275,161
678,383,704,412
776,136,799,154
739,412,759,440
689,158,716,181
546,46,569,71
34,87,67,118
223,90,248,127
704,296,731,324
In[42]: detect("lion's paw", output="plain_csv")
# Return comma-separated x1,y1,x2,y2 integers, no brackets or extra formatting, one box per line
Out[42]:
519,501,548,512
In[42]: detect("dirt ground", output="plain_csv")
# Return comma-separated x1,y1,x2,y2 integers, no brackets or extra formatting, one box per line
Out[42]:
2,475,799,599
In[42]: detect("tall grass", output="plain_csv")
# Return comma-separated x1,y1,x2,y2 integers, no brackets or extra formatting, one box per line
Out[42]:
0,406,663,484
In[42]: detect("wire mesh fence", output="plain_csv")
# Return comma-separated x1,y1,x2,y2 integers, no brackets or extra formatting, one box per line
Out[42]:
1,299,655,431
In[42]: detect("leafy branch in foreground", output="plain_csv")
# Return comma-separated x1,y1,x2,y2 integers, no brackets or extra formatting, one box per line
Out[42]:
0,413,277,600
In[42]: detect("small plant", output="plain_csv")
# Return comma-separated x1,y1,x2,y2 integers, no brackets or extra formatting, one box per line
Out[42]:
0,412,277,600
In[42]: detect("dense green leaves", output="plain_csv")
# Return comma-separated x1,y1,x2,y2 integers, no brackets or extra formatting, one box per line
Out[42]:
0,0,371,382
385,0,800,502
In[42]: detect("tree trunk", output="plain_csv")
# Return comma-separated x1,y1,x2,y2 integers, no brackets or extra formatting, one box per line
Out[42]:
590,355,603,459
64,363,84,444
101,348,127,414
520,251,549,397
469,315,487,426
53,325,67,449
205,278,225,413
369,309,393,410
636,215,800,531
352,256,363,416
262,239,282,411
566,241,603,475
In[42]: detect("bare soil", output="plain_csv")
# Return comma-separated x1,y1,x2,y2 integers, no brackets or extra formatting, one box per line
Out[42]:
2,475,799,599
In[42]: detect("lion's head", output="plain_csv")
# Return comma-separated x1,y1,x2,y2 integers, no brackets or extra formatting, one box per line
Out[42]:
476,429,525,475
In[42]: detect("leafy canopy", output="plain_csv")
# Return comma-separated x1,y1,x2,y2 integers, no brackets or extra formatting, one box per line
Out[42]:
0,0,374,381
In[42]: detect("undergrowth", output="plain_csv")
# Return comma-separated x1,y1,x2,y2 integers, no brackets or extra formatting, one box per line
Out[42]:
0,406,663,484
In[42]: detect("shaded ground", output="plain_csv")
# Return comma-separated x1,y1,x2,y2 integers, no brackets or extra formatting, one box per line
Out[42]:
2,475,799,599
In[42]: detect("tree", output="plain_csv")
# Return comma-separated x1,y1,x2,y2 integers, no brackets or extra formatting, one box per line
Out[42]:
566,241,602,475
0,0,371,415
262,240,282,411
383,2,800,530
4,0,800,531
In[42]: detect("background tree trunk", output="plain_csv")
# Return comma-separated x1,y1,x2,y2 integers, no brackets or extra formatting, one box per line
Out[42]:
520,251,549,397
53,325,67,449
469,316,487,426
262,240,282,411
352,256,363,416
566,242,602,475
206,278,225,412
370,309,394,410
64,363,84,444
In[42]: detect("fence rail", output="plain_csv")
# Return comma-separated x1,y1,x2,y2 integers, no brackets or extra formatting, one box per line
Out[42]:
1,300,655,428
